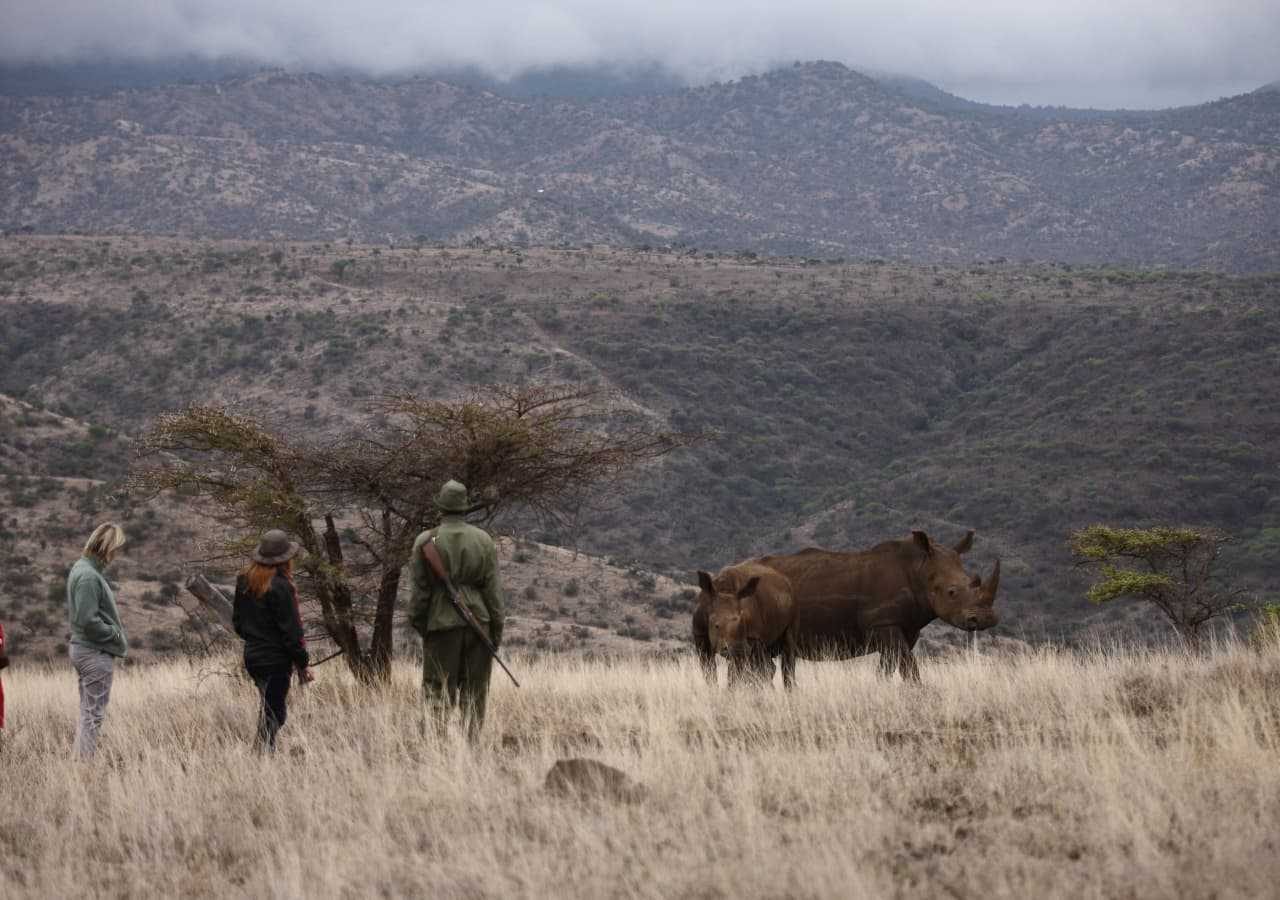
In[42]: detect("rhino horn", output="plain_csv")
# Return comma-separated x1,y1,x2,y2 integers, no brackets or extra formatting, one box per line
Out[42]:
980,559,1001,604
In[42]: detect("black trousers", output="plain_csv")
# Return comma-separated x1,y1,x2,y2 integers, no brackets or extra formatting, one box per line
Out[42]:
247,663,293,750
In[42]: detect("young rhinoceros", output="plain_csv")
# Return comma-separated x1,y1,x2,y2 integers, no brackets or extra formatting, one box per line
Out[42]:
692,562,798,689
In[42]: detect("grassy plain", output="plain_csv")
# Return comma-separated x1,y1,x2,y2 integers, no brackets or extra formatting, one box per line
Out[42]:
3,644,1279,899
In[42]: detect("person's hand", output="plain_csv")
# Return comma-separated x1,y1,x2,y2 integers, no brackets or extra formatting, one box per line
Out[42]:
299,667,315,684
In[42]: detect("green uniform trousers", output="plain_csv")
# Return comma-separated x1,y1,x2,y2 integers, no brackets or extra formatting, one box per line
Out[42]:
421,626,494,737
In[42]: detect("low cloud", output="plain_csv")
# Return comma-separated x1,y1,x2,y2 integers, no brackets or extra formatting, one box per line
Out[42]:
2,0,1276,108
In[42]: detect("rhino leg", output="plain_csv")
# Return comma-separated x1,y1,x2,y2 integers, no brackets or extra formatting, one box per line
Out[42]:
727,648,774,688
755,642,776,680
693,611,717,686
900,632,921,682
873,627,919,681
898,649,921,682
780,629,797,691
758,652,778,686
871,627,897,677
747,646,776,686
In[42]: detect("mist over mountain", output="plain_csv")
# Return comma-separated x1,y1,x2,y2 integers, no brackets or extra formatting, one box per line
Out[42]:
3,55,1276,112
0,59,691,100
4,0,1277,110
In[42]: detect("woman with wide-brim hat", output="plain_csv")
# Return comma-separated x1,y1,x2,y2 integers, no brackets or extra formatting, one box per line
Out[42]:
232,530,312,751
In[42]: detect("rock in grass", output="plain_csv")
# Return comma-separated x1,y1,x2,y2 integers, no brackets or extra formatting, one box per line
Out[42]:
544,758,646,803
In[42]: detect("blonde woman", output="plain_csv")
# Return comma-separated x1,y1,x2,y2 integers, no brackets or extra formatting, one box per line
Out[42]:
66,522,128,758
232,530,312,751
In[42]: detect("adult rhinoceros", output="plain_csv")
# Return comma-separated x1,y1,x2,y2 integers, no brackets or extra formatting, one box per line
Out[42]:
747,530,1001,681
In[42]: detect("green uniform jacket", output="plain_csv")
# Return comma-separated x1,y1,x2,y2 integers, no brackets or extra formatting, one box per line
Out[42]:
409,516,505,643
66,556,128,657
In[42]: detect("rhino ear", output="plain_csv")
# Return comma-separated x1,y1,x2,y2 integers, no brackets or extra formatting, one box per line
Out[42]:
736,576,761,598
954,530,975,555
912,531,932,555
697,570,714,594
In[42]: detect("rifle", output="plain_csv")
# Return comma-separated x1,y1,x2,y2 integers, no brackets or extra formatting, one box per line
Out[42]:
421,536,520,688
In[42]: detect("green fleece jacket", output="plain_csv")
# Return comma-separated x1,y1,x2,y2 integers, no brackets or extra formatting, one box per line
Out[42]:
66,556,128,657
409,516,505,642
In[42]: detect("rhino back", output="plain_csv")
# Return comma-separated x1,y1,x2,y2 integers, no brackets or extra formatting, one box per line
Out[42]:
755,545,922,657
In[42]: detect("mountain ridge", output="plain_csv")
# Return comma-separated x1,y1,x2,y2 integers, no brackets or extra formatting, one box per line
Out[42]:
3,61,1277,270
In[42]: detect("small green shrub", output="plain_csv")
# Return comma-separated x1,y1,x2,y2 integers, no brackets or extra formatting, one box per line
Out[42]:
1251,604,1280,649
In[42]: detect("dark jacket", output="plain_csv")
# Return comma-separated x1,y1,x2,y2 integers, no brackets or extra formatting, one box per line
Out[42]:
232,572,309,672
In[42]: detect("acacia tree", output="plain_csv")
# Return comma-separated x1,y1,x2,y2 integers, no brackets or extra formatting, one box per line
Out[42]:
132,385,693,681
1069,524,1251,648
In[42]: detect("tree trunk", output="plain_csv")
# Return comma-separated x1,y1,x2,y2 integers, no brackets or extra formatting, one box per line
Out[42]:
316,514,379,682
289,514,398,683
365,512,417,682
1177,621,1205,654
368,565,401,680
182,574,235,632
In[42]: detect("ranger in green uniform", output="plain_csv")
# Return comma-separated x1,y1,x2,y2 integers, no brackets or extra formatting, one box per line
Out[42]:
409,480,505,738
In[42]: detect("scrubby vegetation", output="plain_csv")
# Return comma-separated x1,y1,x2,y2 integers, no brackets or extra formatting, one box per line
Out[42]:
4,63,1278,270
1,236,1277,651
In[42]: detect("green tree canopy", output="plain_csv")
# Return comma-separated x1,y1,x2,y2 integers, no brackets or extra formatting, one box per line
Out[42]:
1070,524,1250,648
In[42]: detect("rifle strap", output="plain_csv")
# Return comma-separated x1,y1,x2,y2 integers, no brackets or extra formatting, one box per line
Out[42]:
422,535,451,584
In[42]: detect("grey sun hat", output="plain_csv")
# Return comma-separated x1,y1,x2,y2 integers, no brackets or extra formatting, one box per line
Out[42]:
252,529,302,566
435,479,472,514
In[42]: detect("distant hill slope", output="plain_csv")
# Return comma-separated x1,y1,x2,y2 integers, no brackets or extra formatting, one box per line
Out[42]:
1,62,1278,271
2,236,1278,647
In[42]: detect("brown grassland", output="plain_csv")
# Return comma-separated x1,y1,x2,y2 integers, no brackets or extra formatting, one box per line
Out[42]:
3,640,1279,899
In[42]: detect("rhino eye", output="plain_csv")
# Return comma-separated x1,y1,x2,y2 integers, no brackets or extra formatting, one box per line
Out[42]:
947,587,957,597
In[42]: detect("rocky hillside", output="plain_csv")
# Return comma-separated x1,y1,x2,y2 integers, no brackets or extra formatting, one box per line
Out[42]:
2,63,1277,270
2,235,1277,654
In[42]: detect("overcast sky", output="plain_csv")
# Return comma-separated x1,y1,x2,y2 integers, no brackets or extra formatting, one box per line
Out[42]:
2,0,1277,109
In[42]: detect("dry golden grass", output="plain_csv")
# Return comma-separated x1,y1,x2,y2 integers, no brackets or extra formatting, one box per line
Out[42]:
2,645,1279,899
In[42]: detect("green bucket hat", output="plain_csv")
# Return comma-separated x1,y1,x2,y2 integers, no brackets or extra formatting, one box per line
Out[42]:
435,479,471,514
